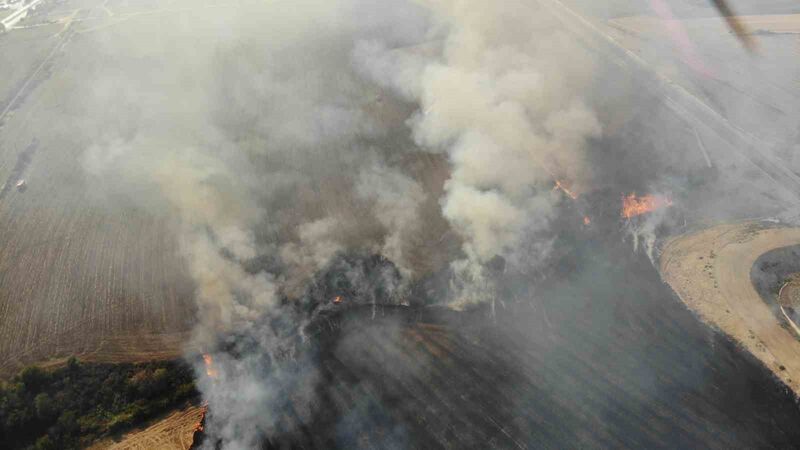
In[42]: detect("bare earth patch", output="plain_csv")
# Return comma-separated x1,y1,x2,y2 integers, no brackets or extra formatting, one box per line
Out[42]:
661,222,800,395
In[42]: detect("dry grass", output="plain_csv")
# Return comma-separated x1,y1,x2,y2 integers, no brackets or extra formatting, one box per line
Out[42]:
89,405,205,450
660,222,800,395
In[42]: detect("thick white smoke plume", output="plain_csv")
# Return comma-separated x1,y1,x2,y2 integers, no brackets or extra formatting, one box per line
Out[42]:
79,0,603,447
355,163,427,277
357,0,601,304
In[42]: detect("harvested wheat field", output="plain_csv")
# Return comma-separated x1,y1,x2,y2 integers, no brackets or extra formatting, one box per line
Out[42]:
0,193,197,376
661,222,800,394
0,0,208,376
0,0,461,378
89,404,205,450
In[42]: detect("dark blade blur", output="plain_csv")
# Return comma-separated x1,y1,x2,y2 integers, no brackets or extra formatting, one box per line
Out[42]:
711,0,756,51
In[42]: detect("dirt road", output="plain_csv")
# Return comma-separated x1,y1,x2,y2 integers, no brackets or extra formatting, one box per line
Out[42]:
661,222,800,395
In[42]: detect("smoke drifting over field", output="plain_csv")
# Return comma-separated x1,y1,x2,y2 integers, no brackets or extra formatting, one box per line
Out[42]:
73,0,800,448
393,1,602,304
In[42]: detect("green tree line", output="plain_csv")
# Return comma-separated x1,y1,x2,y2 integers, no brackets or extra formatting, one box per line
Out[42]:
0,357,198,449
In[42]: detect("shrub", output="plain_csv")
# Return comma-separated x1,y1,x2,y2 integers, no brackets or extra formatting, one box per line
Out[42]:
19,367,48,393
34,393,54,420
33,434,55,450
0,359,197,449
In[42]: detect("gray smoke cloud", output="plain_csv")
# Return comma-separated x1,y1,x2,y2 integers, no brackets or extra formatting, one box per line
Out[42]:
73,0,800,447
77,1,436,446
76,0,604,446
357,0,602,305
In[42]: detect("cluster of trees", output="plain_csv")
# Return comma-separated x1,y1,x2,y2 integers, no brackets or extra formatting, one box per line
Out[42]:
0,357,198,449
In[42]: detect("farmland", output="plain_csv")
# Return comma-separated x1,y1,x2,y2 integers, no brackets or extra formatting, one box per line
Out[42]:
661,222,800,395
0,358,198,448
0,0,461,378
91,404,205,450
0,0,205,376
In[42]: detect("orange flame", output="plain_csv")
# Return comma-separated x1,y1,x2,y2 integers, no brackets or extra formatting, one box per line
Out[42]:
192,404,208,440
621,193,673,219
333,295,343,304
583,216,591,225
553,180,578,200
203,354,218,379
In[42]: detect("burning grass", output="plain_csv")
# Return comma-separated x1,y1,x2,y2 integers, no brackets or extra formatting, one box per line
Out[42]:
553,179,579,199
202,354,218,380
621,193,673,219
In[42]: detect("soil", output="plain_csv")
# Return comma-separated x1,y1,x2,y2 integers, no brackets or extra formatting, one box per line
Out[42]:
660,221,800,395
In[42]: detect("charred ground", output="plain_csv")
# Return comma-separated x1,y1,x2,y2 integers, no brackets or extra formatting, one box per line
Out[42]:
195,218,800,449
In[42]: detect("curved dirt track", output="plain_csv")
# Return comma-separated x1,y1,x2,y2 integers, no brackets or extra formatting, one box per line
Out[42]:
90,405,205,450
661,222,800,395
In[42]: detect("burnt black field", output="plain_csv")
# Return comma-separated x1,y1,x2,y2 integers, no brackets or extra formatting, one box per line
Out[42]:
203,222,800,450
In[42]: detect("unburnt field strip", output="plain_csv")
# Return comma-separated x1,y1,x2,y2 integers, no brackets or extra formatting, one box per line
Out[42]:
0,0,208,376
661,222,800,394
256,256,800,450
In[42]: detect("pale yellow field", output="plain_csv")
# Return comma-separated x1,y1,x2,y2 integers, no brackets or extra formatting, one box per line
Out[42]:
89,404,205,450
661,222,800,395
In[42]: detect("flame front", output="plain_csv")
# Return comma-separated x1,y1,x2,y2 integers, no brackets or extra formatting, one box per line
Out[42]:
554,180,578,200
203,354,219,379
192,403,208,440
621,193,673,219
583,216,591,225
333,295,343,304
